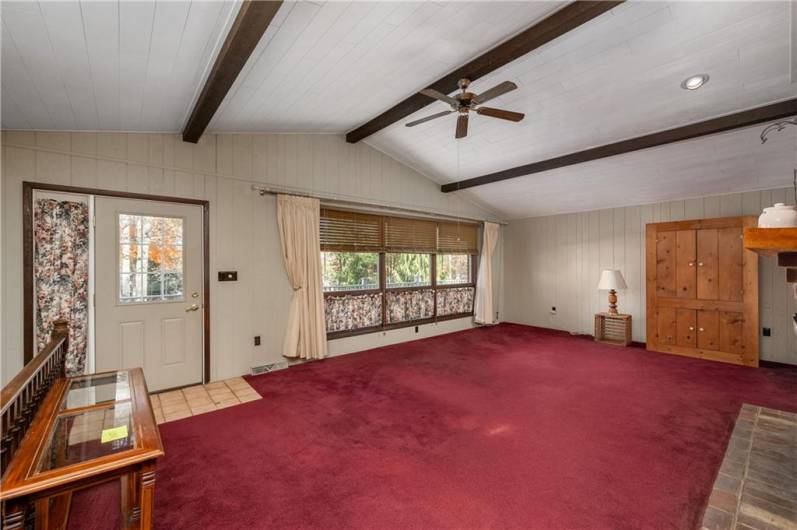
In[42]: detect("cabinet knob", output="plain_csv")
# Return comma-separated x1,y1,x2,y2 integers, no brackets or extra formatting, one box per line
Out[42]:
699,327,705,332
689,326,695,331
698,262,704,267
688,262,694,267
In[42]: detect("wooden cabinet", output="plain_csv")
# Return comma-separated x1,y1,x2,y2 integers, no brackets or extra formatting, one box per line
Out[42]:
676,230,696,298
676,308,696,348
646,217,758,366
697,309,720,350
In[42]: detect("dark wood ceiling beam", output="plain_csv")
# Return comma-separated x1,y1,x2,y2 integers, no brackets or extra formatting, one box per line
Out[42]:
345,1,622,144
441,99,797,193
182,1,283,144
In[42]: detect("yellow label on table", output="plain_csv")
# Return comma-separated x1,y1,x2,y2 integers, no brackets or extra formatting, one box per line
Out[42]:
100,425,128,443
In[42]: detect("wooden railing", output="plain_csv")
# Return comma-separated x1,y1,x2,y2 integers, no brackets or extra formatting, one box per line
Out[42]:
0,320,69,475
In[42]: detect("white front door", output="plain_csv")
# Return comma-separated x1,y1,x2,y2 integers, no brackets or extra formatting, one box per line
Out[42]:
94,197,204,392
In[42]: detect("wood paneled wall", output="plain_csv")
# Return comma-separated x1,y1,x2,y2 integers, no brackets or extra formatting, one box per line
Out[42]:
503,189,797,365
1,131,498,385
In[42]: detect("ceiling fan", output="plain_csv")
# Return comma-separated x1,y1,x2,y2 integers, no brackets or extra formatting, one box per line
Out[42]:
406,78,524,139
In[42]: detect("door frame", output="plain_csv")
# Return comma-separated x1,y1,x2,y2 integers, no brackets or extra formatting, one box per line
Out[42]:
22,181,211,384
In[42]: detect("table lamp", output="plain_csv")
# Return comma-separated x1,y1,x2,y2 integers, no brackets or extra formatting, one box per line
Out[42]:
597,269,627,315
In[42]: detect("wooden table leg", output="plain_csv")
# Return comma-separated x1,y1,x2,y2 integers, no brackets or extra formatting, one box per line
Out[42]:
34,497,49,530
47,493,72,530
121,471,139,529
138,462,157,530
121,461,156,530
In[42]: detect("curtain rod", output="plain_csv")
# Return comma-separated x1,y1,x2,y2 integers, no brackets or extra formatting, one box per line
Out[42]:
250,185,508,225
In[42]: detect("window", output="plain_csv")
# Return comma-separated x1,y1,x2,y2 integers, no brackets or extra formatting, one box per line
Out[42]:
436,254,472,285
385,253,431,289
321,252,379,292
320,209,479,336
118,214,184,303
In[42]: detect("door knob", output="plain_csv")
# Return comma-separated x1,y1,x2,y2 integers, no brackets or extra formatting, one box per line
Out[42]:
186,303,199,312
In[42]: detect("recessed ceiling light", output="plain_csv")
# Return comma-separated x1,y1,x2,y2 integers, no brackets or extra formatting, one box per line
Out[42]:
681,74,709,90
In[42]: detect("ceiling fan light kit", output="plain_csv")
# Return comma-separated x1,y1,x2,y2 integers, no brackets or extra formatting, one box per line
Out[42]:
406,78,525,139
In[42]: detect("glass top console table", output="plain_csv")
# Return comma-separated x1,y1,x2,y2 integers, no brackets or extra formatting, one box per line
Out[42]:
1,368,164,530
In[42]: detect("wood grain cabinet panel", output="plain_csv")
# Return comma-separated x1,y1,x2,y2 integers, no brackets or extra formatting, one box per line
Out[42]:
646,217,758,367
676,309,697,348
657,307,677,346
719,311,745,355
697,229,719,300
676,230,697,298
697,310,720,351
656,231,677,297
718,227,743,302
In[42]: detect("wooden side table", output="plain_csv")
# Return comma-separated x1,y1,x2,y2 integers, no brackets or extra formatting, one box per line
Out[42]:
594,313,632,346
1,368,163,529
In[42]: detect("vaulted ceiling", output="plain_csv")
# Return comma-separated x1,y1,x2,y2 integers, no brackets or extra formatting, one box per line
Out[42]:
2,1,795,219
1,0,239,131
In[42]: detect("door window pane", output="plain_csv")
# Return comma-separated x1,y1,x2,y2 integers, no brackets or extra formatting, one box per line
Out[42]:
321,252,379,292
385,253,431,288
436,254,472,285
118,214,184,303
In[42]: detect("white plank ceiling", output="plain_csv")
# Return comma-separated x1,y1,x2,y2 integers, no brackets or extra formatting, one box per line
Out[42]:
2,1,795,219
1,0,239,131
369,1,795,178
207,0,563,132
470,123,797,219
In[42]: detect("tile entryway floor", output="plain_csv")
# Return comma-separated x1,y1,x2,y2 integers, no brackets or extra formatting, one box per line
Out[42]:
701,404,797,530
149,377,261,424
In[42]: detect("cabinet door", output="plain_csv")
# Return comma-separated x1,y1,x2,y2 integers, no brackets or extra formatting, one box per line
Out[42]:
676,230,696,298
697,310,720,350
657,307,677,345
676,309,697,348
720,311,745,354
697,229,719,300
718,227,743,302
656,231,677,297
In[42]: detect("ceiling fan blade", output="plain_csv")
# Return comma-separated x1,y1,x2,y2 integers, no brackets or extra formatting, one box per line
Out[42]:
405,110,454,127
420,88,459,107
476,107,525,122
472,81,517,105
455,114,468,139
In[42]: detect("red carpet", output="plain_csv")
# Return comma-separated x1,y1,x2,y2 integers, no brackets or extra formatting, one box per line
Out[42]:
68,324,796,529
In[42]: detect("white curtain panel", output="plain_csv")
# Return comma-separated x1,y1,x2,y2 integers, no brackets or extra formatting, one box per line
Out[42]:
474,222,500,325
276,195,328,359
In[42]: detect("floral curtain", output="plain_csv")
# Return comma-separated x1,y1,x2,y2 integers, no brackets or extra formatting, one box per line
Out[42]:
386,289,434,323
437,287,474,316
325,293,382,332
34,199,89,376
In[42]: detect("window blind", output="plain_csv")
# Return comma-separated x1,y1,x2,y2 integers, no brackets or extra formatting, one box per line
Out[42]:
437,222,478,254
384,216,437,253
320,209,383,251
320,209,480,255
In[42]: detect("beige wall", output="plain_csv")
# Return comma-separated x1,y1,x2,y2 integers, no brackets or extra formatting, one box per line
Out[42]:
503,188,797,365
1,131,501,384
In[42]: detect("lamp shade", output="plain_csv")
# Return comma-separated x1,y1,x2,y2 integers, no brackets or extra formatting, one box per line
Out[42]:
597,269,627,290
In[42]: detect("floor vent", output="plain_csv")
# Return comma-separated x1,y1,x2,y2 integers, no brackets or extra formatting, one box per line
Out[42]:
251,361,288,375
